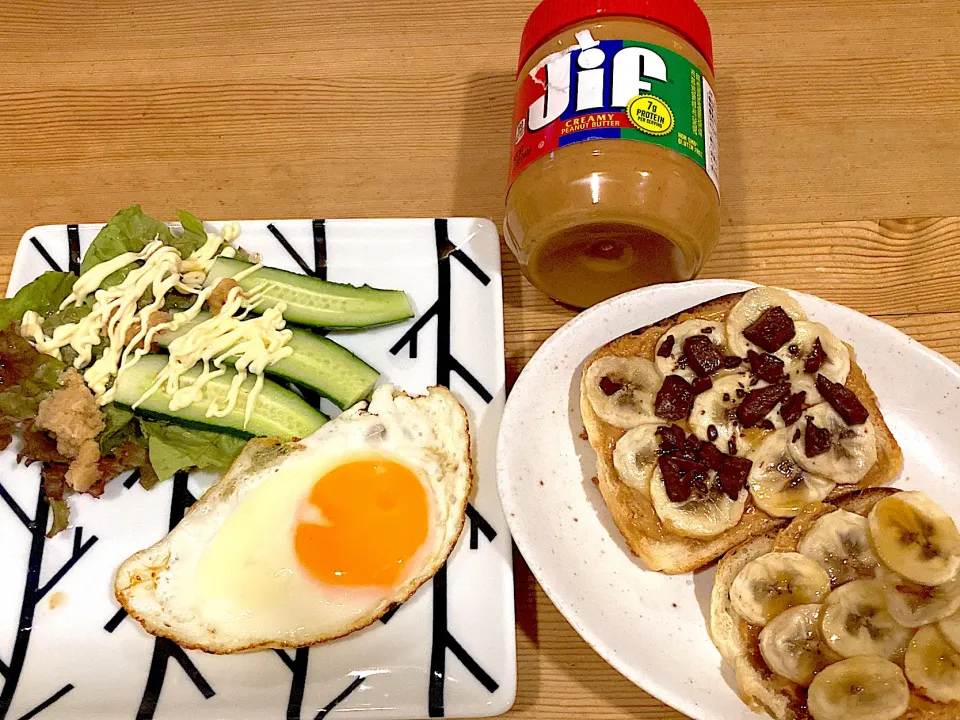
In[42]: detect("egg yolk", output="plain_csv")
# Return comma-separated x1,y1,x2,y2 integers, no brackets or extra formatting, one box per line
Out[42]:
294,459,430,587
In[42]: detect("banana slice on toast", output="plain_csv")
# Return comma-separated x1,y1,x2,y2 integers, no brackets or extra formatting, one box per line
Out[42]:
905,625,960,703
807,656,909,720
787,403,877,485
584,356,661,428
747,429,835,517
612,424,660,495
797,509,880,586
654,319,727,382
758,603,832,686
869,492,960,586
820,579,911,660
730,551,831,626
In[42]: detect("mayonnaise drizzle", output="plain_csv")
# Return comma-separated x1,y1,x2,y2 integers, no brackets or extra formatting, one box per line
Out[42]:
19,222,292,429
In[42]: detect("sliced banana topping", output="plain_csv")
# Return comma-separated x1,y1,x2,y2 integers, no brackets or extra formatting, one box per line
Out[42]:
779,321,850,403
654,320,728,382
787,403,878,485
727,287,808,357
729,551,831,626
689,372,753,455
820,579,911,661
758,603,831,686
649,466,747,539
584,356,662,428
797,509,880,586
879,566,960,627
747,429,835,518
905,625,960,703
938,609,960,654
612,424,660,495
806,656,909,720
868,491,960,586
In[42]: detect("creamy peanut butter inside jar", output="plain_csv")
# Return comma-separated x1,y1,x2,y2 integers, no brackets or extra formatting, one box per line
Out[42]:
504,0,720,308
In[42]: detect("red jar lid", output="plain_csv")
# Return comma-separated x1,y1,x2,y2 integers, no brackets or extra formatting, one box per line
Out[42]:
517,0,714,74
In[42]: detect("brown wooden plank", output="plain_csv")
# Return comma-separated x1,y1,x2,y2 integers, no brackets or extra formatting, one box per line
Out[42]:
3,1,960,717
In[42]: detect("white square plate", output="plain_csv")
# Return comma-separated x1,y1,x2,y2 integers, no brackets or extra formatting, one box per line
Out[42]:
0,217,515,720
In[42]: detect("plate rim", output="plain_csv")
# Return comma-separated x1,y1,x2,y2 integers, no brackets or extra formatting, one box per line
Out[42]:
496,278,960,719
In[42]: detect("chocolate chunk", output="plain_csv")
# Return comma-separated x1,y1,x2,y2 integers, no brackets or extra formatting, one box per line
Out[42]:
780,391,807,426
658,455,709,502
683,335,723,377
657,334,675,358
700,442,726,471
816,374,869,425
747,350,787,383
804,417,833,457
736,382,791,427
654,375,695,421
722,355,743,369
718,456,753,501
706,424,719,442
659,455,692,502
804,337,827,374
691,376,713,394
728,437,738,455
656,424,687,453
684,433,704,457
723,392,731,402
743,306,796,352
599,376,622,396
788,344,801,357
702,327,713,334
792,428,802,443
757,419,776,431
736,387,746,398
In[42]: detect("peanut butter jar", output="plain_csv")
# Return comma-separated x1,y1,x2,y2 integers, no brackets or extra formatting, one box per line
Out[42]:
504,0,720,308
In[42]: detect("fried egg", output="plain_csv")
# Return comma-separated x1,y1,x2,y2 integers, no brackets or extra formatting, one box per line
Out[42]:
114,384,472,653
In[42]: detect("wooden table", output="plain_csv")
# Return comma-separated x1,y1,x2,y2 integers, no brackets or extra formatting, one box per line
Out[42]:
3,0,960,717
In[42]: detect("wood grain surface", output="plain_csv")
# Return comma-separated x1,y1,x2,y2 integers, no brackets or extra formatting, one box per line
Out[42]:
2,0,960,717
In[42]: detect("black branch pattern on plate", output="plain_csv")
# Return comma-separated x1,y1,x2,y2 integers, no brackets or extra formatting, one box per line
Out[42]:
66,225,80,275
275,650,366,720
135,472,216,719
266,222,329,336
395,219,501,716
0,482,97,720
267,223,322,279
28,238,62,273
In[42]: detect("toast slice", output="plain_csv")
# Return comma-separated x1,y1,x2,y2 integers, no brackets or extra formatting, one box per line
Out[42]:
580,289,903,574
709,488,960,720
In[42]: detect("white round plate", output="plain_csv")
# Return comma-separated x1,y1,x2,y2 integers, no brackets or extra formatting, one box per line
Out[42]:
497,279,960,719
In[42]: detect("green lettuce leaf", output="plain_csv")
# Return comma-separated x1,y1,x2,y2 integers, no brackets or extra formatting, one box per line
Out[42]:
175,209,208,255
47,500,70,538
79,205,211,286
0,271,77,329
80,205,173,280
99,404,139,454
0,326,66,421
140,420,246,482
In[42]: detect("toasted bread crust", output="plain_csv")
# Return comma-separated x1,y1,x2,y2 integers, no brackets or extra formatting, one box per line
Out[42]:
709,488,960,720
580,290,904,574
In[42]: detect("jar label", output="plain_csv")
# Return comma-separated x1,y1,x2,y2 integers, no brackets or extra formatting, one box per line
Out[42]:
509,39,719,195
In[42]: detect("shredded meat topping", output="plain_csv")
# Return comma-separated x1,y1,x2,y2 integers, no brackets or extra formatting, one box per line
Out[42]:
35,369,105,492
123,310,171,349
207,277,241,313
